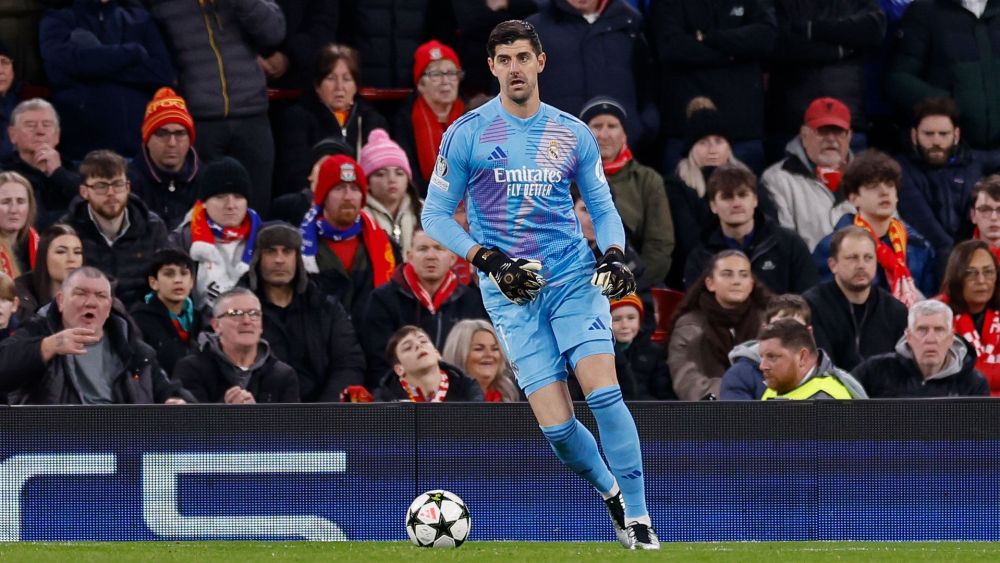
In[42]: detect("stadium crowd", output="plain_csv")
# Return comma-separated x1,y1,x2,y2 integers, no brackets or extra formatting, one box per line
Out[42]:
0,0,998,404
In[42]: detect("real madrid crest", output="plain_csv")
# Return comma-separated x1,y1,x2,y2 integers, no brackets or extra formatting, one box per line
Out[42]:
547,140,560,161
340,163,356,182
435,155,449,177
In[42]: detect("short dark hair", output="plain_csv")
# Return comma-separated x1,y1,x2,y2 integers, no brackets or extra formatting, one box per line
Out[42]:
487,20,543,58
913,96,959,128
385,325,429,367
706,164,757,201
313,43,360,89
940,240,1000,315
829,226,876,260
840,149,902,198
757,318,817,356
971,175,1000,207
146,248,196,281
79,149,127,181
765,294,812,325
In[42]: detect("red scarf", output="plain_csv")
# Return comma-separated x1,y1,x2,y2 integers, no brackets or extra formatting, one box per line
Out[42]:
603,145,633,176
402,262,458,314
953,307,1000,396
171,318,190,344
0,228,38,278
412,95,465,181
399,370,450,402
853,214,922,308
484,389,503,402
360,212,395,287
816,166,842,192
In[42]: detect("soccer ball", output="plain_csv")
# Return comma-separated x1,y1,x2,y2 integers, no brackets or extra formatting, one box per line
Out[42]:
405,489,471,548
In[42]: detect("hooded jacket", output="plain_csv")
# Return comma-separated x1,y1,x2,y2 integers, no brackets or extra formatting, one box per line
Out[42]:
761,348,868,399
804,280,909,371
374,360,485,402
128,146,200,231
241,245,366,402
851,334,989,397
61,193,170,309
360,264,489,388
761,137,855,251
39,0,175,160
720,340,767,400
130,296,203,379
0,302,190,404
173,332,300,403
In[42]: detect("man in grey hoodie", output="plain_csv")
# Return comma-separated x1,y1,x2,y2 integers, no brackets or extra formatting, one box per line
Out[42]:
851,299,989,397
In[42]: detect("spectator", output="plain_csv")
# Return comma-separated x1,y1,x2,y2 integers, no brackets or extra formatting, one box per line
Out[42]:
685,164,816,294
149,0,286,217
0,272,18,343
375,324,484,402
61,150,169,309
897,97,985,265
0,39,21,163
608,294,674,400
129,87,201,231
442,318,520,402
272,137,355,227
129,248,201,379
243,222,365,402
668,250,770,400
346,1,431,89
275,44,387,195
0,1,46,86
361,229,488,386
937,240,1000,395
758,318,866,400
300,155,398,321
721,293,812,400
13,223,82,324
360,129,424,254
4,98,80,229
851,299,989,397
887,0,1000,154
393,40,467,193
0,171,37,277
969,175,1000,260
648,0,776,174
665,98,752,288
527,0,655,148
39,0,175,161
581,96,674,287
765,0,885,145
762,96,856,250
804,226,908,371
174,287,300,403
260,0,338,90
0,266,190,404
813,149,936,303
451,0,540,98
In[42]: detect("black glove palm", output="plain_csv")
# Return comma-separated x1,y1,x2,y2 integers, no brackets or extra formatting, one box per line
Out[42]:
473,247,546,305
591,247,636,300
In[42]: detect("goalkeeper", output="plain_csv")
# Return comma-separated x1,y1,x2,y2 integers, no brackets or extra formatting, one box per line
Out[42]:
420,20,657,550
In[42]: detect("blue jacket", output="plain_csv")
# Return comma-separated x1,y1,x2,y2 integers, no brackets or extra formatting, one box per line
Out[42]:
812,213,937,297
720,340,767,400
39,0,175,160
0,82,19,163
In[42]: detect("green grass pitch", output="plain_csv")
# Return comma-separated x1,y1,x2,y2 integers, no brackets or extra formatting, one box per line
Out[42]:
3,542,1000,562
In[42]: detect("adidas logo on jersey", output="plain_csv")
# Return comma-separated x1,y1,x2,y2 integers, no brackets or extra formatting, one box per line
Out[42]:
589,318,607,331
486,146,508,161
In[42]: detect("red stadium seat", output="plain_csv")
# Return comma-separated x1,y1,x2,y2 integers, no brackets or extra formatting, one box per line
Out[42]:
650,288,684,344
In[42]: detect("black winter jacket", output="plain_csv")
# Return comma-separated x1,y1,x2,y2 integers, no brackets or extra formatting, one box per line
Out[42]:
649,0,776,141
615,330,676,400
264,0,339,89
349,0,429,89
128,147,200,231
684,211,817,294
174,333,300,403
374,361,485,402
0,304,189,404
3,153,80,229
130,297,203,379
61,194,170,309
360,265,488,388
804,280,908,371
851,335,990,398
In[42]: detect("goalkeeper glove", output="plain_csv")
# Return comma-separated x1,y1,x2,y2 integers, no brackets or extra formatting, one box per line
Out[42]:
472,247,545,305
591,247,636,300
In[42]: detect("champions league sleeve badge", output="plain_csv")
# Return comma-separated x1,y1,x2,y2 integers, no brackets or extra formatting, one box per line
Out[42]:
595,159,606,184
430,155,450,191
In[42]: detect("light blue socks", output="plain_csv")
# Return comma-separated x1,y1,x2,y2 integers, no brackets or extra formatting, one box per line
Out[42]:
586,384,648,520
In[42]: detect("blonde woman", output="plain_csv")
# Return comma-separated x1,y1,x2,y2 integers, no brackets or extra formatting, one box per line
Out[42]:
442,319,519,402
0,171,38,278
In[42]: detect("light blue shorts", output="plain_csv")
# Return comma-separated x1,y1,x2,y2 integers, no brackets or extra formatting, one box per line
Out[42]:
481,270,614,397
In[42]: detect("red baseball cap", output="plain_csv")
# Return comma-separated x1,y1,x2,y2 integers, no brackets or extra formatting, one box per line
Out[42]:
804,97,851,130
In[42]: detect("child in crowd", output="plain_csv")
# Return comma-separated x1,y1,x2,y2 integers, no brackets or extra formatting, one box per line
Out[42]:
610,294,675,400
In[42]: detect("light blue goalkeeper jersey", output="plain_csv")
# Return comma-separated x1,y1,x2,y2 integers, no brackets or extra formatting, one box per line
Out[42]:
421,96,626,283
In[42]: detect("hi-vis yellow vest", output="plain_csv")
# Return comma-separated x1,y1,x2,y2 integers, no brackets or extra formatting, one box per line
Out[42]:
761,375,855,400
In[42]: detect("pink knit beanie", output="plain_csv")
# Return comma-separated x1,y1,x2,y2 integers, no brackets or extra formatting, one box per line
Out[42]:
360,129,412,181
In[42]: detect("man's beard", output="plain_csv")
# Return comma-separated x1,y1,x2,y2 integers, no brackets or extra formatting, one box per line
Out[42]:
918,143,955,167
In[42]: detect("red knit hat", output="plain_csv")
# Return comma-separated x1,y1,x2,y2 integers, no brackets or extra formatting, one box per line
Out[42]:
142,87,195,145
610,294,644,321
413,39,461,86
314,155,368,208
